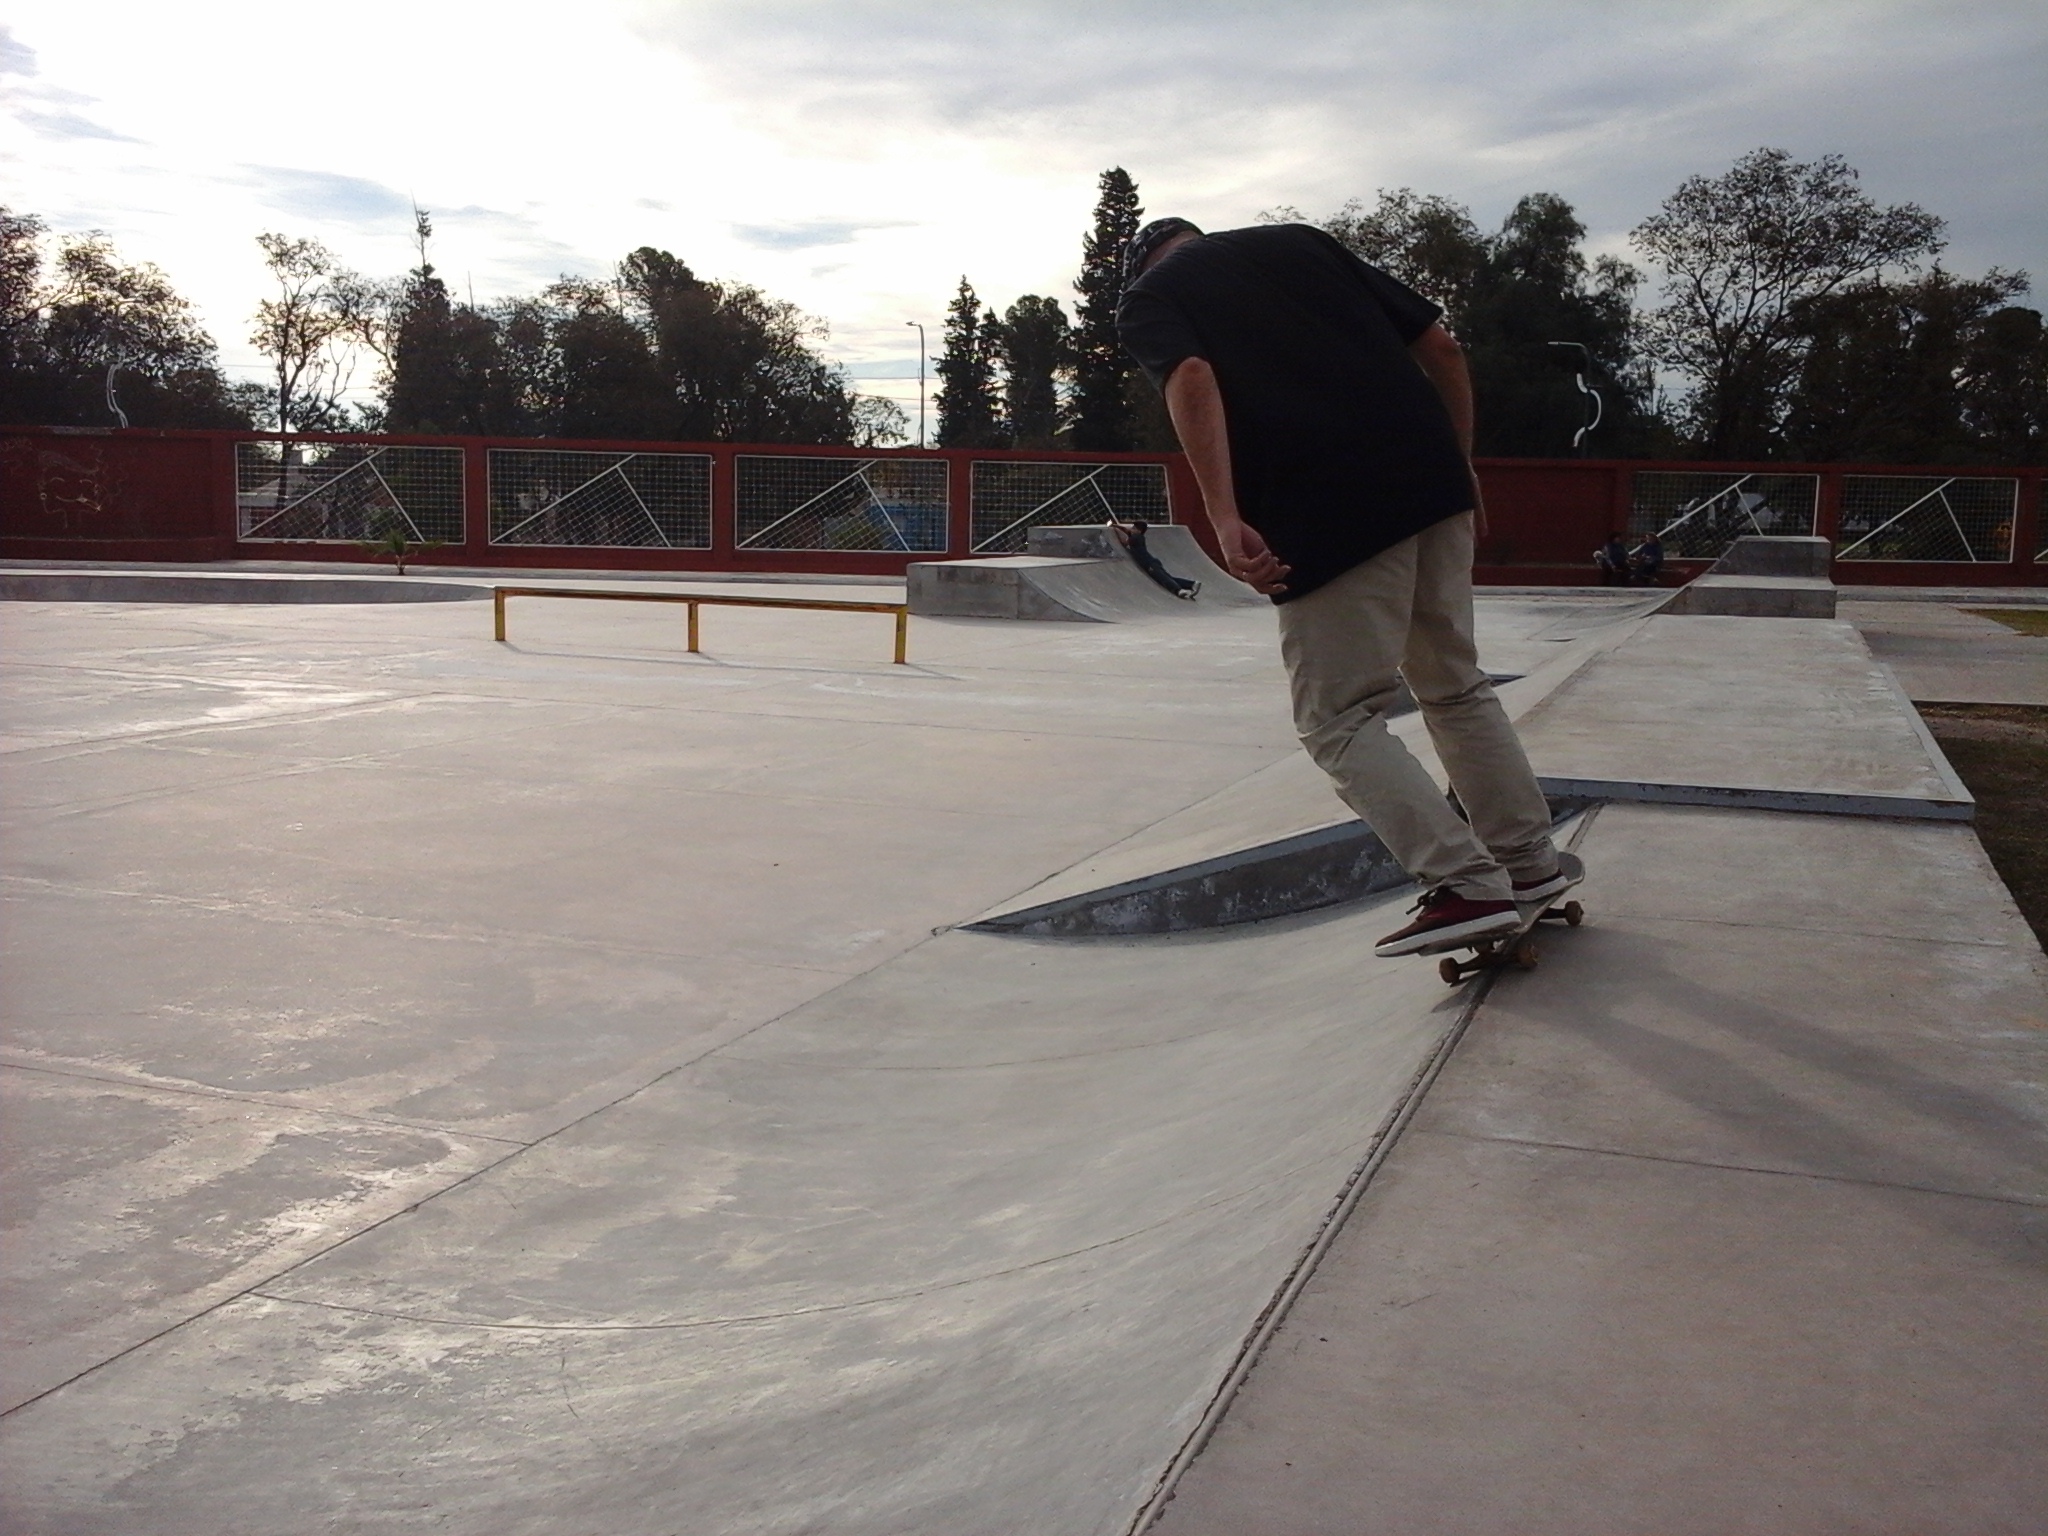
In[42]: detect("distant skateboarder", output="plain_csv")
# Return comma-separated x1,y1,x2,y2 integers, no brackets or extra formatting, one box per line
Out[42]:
1105,514,1201,600
1117,217,1574,956
1594,533,1631,586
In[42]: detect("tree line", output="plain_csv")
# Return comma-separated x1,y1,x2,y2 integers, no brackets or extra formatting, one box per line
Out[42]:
0,206,905,448
4,145,2043,463
936,150,2043,464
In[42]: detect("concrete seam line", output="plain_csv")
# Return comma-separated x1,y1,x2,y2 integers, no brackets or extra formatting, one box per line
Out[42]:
1121,981,1492,1534
1411,1129,2048,1209
1122,806,1602,1534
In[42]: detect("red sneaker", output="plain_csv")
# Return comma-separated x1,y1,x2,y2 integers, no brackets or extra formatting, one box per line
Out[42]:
1375,886,1521,957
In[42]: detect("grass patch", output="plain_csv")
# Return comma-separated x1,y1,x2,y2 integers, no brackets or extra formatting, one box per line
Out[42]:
1965,607,2048,637
1920,704,2048,950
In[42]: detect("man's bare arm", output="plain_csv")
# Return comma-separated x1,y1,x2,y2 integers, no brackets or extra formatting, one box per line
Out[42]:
1162,357,1290,594
1408,322,1486,533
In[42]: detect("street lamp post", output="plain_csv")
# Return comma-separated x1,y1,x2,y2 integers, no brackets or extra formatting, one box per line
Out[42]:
1546,341,1603,456
905,320,926,448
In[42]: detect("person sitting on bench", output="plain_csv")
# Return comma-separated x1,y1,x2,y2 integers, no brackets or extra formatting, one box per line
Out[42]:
1629,530,1665,586
1106,515,1201,600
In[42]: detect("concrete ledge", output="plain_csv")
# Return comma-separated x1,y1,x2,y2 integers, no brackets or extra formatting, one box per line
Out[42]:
1535,775,1972,821
967,798,1596,938
1667,536,1838,617
1669,574,1838,618
1711,535,1834,578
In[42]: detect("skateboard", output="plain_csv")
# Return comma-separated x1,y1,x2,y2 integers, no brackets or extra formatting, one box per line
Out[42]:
1430,850,1585,986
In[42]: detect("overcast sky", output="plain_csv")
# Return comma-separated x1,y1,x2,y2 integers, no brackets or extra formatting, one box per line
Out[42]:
4,0,2043,417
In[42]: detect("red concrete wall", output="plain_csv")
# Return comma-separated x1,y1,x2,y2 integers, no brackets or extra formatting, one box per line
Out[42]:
3,426,2041,586
1,429,232,559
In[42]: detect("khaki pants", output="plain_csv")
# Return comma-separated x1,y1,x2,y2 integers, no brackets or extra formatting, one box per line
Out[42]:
1276,513,1554,902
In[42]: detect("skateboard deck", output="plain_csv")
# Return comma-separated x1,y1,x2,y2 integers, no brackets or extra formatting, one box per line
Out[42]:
1432,849,1586,985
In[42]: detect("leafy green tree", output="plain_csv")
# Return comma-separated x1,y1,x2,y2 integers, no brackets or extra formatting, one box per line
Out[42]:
0,208,46,420
994,294,1070,448
849,394,910,447
0,208,247,427
934,277,1005,447
383,207,513,435
1632,148,1944,457
1072,166,1142,450
1277,189,1660,456
621,246,859,443
1271,189,1488,331
1958,302,2048,464
1781,268,2040,463
545,278,670,440
1458,194,1658,456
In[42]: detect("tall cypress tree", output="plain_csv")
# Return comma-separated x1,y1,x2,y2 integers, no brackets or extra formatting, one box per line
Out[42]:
997,294,1071,448
384,208,512,435
1072,167,1142,451
934,277,1004,447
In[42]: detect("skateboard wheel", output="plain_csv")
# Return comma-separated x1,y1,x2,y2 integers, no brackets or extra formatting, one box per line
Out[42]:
1563,900,1583,927
1513,939,1540,970
1438,956,1463,985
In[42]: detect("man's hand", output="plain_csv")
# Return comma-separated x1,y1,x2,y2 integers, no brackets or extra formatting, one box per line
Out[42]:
1161,357,1291,595
1214,515,1291,595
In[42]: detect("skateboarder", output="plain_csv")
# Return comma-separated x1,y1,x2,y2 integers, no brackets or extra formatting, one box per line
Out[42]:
1594,532,1631,586
1117,217,1574,957
1106,515,1201,600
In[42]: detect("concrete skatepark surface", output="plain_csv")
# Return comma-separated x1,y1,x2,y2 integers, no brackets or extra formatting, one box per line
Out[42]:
2,574,2045,1532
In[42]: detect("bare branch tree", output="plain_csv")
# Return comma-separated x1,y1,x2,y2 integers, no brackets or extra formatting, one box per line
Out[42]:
1631,148,1944,456
249,233,377,431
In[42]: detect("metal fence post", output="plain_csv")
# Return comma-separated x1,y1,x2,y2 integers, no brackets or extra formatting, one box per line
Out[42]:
710,446,736,566
945,450,971,555
1815,465,1843,551
463,441,491,563
2015,469,2043,572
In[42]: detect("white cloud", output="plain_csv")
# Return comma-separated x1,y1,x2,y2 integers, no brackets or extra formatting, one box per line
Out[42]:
2,0,2041,418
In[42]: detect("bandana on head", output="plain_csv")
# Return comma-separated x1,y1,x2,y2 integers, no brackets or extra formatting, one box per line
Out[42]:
1122,217,1203,288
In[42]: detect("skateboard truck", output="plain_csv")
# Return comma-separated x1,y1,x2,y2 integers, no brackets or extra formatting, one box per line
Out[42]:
1437,898,1583,985
1432,849,1587,986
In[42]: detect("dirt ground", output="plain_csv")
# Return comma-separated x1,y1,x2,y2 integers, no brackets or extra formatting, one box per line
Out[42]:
1968,608,2048,638
1921,703,2048,949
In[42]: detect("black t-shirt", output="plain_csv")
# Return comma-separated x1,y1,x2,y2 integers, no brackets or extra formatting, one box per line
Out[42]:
1117,224,1473,602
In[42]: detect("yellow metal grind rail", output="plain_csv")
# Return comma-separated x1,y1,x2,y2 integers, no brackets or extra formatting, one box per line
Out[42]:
493,586,910,664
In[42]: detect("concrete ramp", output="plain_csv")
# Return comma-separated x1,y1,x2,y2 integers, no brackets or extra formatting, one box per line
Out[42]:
1027,524,1267,607
0,893,1479,1536
908,524,1267,622
972,607,1971,937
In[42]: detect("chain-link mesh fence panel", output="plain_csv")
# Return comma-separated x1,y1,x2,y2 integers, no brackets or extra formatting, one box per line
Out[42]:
970,460,1170,552
1836,475,2017,563
1628,471,1818,560
488,449,711,548
734,456,948,551
236,441,464,542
